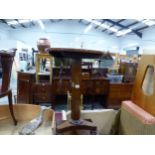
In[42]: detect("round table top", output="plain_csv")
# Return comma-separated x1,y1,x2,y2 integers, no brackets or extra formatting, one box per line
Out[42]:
48,48,104,59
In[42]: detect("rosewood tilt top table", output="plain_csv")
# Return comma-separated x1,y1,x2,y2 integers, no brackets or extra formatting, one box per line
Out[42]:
48,48,103,134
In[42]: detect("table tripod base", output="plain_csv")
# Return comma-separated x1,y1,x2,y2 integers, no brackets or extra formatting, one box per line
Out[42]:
55,119,97,135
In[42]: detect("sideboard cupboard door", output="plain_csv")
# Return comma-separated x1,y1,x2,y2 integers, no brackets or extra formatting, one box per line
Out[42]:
17,72,35,104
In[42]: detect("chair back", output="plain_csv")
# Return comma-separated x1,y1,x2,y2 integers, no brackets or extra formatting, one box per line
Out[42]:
0,50,15,92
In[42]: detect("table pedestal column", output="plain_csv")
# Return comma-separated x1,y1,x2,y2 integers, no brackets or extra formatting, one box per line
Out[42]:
55,58,97,134
70,58,81,122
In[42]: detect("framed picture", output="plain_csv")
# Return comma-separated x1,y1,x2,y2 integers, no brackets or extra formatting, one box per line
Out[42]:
123,63,138,83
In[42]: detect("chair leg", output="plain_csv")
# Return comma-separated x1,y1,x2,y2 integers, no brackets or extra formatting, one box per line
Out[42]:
8,91,17,125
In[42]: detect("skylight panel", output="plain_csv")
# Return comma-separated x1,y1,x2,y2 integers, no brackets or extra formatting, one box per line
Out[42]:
116,29,132,36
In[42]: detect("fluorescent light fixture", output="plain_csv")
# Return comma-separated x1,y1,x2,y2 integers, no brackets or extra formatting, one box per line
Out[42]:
100,23,110,29
142,19,155,26
7,20,18,25
137,19,155,26
136,19,144,21
7,19,33,25
84,19,101,26
116,29,132,36
84,24,93,33
18,19,30,24
108,27,118,32
37,20,45,30
84,19,119,33
92,20,101,25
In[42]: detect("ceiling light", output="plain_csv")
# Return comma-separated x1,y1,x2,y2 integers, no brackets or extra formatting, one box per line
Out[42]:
92,20,101,26
18,19,30,24
136,19,144,21
142,19,155,26
84,19,119,33
37,20,45,30
7,20,18,25
108,27,118,32
116,29,132,36
84,24,93,33
100,23,110,29
137,19,155,26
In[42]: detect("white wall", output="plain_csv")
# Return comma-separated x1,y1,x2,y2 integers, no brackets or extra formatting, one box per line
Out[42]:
2,20,155,55
8,20,120,53
119,25,155,54
0,24,17,50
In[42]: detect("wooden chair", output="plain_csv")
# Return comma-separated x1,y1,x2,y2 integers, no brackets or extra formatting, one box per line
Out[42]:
0,50,17,125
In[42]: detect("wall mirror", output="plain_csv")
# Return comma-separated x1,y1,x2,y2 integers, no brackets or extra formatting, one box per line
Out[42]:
142,65,154,96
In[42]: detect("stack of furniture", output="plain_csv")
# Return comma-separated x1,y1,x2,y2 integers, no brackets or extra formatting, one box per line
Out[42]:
17,54,135,109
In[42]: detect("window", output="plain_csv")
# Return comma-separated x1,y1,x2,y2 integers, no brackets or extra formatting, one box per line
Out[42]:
142,65,154,96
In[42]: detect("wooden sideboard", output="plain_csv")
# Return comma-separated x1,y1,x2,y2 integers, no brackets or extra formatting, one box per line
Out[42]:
17,71,133,109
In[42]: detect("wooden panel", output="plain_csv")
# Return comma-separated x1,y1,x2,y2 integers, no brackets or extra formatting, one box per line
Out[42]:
107,83,133,109
52,79,71,95
17,72,35,104
82,79,109,95
33,83,53,103
131,55,155,116
18,71,134,109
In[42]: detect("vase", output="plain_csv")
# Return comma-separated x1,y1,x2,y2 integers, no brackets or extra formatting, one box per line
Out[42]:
37,38,51,53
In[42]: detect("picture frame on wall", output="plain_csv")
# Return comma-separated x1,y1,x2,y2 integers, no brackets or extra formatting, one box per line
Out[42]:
123,63,138,83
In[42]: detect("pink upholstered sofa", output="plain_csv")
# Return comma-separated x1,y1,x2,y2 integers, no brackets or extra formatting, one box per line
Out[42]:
118,101,155,135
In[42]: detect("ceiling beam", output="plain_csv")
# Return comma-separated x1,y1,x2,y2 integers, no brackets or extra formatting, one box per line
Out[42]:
79,19,82,23
102,19,125,32
0,19,16,29
0,19,7,24
109,21,139,35
15,19,26,28
31,21,35,26
50,19,55,23
134,26,149,31
95,20,105,29
104,19,142,38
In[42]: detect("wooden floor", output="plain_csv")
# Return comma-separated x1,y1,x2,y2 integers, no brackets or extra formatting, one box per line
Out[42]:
0,104,54,135
0,119,53,135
